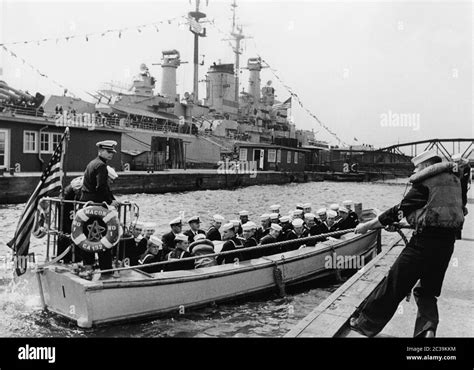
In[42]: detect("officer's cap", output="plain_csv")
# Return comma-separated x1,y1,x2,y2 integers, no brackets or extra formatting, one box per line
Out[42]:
188,216,200,224
169,217,182,226
96,140,117,153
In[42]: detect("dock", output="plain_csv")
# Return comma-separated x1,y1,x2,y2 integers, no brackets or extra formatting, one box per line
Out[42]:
285,201,474,338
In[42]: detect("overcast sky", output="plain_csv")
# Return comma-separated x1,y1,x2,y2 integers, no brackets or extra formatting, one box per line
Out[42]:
0,0,472,146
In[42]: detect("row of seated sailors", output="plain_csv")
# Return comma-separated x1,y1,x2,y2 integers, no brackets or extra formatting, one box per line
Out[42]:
135,210,359,273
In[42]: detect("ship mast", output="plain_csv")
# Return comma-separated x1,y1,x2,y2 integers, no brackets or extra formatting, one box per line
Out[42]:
228,0,250,103
188,0,207,103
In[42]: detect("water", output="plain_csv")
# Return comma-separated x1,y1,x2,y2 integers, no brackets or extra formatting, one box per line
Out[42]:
0,180,409,337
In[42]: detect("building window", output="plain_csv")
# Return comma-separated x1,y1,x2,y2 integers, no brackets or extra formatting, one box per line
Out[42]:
287,151,291,164
24,131,37,153
51,133,62,151
239,148,247,161
268,149,276,163
294,152,298,164
277,149,281,163
40,132,50,153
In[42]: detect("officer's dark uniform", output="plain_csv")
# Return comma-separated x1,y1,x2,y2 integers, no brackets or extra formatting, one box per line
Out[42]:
81,157,115,204
161,231,177,257
184,229,206,243
79,140,117,271
351,162,465,337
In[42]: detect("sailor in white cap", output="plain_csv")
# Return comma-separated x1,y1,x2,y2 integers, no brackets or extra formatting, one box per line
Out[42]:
260,223,282,251
342,200,353,211
161,217,183,255
269,213,280,225
279,215,293,239
350,148,465,338
292,209,304,220
302,203,312,214
326,210,338,230
206,214,225,241
166,233,194,271
285,218,308,247
138,235,164,273
229,219,242,236
242,222,259,259
269,204,281,216
257,214,272,241
184,216,206,243
216,222,244,265
239,210,250,225
316,208,327,223
304,213,317,233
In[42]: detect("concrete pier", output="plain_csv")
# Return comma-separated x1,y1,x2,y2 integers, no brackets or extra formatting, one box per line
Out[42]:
285,201,474,338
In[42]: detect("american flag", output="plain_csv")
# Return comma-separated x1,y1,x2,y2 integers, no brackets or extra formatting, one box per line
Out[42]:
274,97,292,110
8,128,69,274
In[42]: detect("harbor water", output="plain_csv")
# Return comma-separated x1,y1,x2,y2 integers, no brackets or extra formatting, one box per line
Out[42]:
0,180,408,337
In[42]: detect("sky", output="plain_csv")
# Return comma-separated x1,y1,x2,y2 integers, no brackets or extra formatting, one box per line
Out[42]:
0,0,472,147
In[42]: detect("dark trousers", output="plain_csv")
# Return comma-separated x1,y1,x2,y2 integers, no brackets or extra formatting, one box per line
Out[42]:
81,248,113,271
353,232,455,337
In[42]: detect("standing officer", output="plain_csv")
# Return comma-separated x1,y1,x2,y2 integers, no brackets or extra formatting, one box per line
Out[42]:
81,140,119,206
350,150,465,338
80,140,119,273
162,217,183,256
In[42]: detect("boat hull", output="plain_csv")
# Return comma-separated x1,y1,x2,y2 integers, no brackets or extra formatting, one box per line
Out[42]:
38,230,380,328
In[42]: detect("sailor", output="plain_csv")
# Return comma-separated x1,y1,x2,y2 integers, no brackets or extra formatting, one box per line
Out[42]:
230,219,242,236
269,204,281,216
256,214,271,242
161,217,182,256
260,223,282,254
269,213,280,225
311,210,333,237
302,203,312,215
292,209,304,220
239,210,250,225
242,222,259,260
350,149,465,338
326,210,339,231
452,153,471,239
304,213,317,234
184,216,206,243
316,208,327,224
329,203,340,220
279,215,293,240
206,214,224,241
80,140,119,206
217,223,244,265
138,235,163,273
166,233,194,271
285,218,308,248
342,200,359,227
334,207,359,231
79,165,119,272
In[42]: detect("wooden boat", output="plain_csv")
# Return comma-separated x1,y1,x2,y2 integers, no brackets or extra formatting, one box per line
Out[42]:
34,200,381,328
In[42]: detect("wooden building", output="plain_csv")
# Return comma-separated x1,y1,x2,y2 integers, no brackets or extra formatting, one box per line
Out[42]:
0,113,122,173
236,142,309,172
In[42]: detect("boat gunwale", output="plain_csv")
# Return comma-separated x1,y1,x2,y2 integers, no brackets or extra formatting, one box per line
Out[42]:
44,230,380,291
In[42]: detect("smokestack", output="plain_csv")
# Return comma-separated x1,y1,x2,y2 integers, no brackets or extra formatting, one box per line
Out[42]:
161,50,181,99
247,58,262,102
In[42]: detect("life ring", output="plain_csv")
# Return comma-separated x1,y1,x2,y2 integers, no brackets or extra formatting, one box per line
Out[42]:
71,205,122,253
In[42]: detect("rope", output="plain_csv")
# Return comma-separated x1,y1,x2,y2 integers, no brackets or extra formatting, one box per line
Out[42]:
36,245,71,269
94,228,358,275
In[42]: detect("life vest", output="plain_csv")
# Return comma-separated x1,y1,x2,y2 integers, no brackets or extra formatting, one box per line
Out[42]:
406,163,464,232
